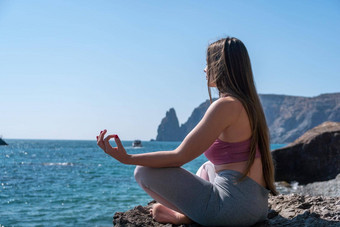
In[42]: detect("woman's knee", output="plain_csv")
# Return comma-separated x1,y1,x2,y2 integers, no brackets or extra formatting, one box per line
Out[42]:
196,161,216,183
134,165,158,185
134,165,147,182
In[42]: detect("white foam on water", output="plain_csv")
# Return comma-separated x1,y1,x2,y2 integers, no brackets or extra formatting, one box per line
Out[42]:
291,181,299,190
42,162,74,166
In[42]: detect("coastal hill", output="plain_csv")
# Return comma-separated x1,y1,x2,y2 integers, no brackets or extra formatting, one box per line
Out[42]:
156,93,340,143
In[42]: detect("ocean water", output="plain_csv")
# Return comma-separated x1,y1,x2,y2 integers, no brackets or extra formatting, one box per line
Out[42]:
0,140,285,226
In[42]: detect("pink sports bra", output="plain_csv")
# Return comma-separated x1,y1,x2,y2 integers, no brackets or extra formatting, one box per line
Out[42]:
204,138,261,165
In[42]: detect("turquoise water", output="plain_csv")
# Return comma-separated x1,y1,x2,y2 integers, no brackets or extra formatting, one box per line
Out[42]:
0,140,285,226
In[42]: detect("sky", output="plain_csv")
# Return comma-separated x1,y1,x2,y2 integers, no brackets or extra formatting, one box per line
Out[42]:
0,0,339,140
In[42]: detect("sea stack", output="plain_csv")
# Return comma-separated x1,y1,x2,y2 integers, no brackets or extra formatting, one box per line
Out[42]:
156,108,182,141
0,138,8,145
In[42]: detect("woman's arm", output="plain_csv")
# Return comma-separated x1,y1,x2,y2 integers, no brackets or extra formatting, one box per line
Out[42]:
98,98,242,167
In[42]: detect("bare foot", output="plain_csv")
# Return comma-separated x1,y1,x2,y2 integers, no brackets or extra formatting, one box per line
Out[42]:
152,203,192,225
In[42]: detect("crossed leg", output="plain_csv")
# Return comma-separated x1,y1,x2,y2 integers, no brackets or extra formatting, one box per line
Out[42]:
135,162,216,224
151,203,192,225
135,176,193,224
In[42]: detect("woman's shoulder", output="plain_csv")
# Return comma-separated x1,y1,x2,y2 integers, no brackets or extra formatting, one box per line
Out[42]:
212,96,243,110
208,96,243,119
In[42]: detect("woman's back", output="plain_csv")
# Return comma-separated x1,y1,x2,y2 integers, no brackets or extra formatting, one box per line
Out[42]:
212,96,266,188
218,96,252,142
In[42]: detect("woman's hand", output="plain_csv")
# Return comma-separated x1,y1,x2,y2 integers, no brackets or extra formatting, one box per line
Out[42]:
96,130,130,164
96,129,107,151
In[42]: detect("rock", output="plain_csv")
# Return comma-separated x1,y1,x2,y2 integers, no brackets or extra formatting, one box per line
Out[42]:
178,100,212,139
266,194,340,226
0,138,8,145
113,201,201,227
294,173,340,197
272,179,339,197
272,121,340,184
156,108,182,141
156,101,212,142
113,194,340,226
155,93,340,143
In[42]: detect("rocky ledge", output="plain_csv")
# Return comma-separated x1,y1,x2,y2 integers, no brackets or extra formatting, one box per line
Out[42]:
113,194,340,227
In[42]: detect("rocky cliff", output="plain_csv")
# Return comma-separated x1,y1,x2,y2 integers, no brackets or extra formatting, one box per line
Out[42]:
156,108,182,141
178,100,212,138
156,93,340,143
261,93,340,143
155,100,212,142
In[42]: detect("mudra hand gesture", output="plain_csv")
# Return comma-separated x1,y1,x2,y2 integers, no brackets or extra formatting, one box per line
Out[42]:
96,129,130,164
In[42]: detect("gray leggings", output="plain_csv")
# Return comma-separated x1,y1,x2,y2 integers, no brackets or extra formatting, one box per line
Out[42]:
134,162,269,226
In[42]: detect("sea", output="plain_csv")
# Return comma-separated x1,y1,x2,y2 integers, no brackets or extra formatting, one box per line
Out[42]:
0,140,286,226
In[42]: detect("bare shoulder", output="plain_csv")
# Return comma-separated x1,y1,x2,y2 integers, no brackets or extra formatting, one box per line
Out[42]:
202,96,244,127
210,96,243,115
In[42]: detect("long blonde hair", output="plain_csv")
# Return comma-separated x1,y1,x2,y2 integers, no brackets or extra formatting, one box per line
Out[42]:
206,37,277,195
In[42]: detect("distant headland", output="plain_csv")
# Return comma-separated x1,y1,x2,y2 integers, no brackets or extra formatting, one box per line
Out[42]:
155,93,340,143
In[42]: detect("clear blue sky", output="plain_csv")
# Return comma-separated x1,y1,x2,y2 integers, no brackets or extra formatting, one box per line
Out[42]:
1,0,339,140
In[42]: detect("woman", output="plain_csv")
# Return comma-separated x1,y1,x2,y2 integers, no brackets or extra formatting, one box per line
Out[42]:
97,37,277,226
